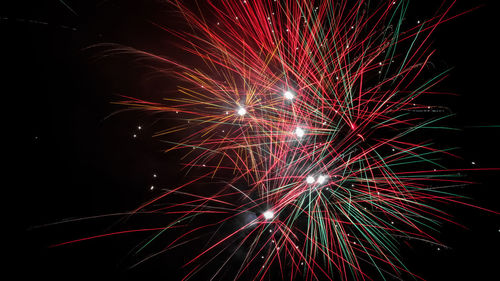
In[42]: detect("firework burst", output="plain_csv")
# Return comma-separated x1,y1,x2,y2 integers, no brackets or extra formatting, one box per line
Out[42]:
52,1,498,280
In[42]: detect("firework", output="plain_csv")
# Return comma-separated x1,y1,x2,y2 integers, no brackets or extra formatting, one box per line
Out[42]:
52,1,497,280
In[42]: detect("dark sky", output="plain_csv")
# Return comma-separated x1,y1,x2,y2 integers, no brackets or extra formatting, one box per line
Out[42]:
5,0,499,280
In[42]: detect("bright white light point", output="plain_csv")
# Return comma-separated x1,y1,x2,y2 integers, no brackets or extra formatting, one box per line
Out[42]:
150,186,154,190
153,174,157,178
237,107,247,116
133,134,137,138
317,175,327,184
295,127,305,138
472,161,476,165
306,176,315,184
284,91,294,100
138,126,142,130
263,210,274,220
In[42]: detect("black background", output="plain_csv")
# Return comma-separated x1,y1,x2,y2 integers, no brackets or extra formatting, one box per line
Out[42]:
5,0,499,280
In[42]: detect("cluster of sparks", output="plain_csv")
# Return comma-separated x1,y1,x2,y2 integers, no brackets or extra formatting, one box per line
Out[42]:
53,0,495,280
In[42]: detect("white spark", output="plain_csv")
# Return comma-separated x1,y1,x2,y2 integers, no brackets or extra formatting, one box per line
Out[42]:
263,210,274,220
306,176,315,184
284,91,294,100
237,107,247,116
317,175,327,184
295,127,305,138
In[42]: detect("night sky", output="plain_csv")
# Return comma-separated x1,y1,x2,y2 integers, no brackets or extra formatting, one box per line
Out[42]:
6,0,499,280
